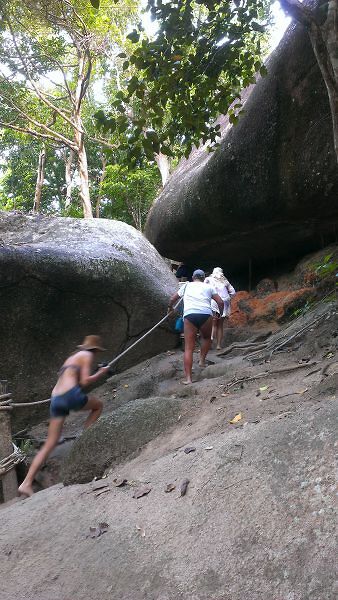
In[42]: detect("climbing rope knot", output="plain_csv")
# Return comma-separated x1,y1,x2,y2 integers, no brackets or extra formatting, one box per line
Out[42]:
0,443,26,477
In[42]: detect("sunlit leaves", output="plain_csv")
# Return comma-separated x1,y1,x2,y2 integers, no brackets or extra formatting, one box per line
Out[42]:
112,0,271,160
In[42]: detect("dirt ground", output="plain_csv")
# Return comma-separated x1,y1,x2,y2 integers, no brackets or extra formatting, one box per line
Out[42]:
0,298,337,600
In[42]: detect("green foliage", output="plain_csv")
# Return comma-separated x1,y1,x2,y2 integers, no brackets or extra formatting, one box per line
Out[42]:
18,438,34,455
314,254,338,278
112,0,271,161
99,164,160,230
292,300,313,319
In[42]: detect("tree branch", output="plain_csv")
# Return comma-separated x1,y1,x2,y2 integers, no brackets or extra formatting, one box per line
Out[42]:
0,88,76,149
0,120,74,149
4,17,83,132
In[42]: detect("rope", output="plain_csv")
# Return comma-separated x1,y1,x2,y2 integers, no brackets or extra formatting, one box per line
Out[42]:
2,298,183,409
107,297,182,369
0,443,26,477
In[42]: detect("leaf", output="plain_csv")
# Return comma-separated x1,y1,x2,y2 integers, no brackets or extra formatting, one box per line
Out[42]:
179,478,190,497
89,0,100,8
113,477,127,487
92,482,109,492
164,483,176,493
229,413,242,424
259,386,268,392
88,522,109,538
132,485,152,499
136,525,146,537
259,65,268,77
127,30,140,43
184,446,196,454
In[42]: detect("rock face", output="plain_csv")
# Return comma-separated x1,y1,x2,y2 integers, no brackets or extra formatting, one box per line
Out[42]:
0,399,336,600
145,24,338,281
62,395,184,485
0,212,177,427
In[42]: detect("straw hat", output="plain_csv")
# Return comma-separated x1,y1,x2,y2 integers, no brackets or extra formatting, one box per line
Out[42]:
77,335,106,352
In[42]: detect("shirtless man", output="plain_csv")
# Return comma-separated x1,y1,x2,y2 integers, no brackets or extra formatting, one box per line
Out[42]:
18,335,110,497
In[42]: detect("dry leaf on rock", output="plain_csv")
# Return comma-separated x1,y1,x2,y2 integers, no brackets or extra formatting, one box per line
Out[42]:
179,478,190,497
132,485,152,499
136,525,146,537
259,385,268,392
92,482,109,492
95,488,110,498
229,413,242,424
113,477,127,487
165,483,176,493
88,522,109,538
184,447,196,454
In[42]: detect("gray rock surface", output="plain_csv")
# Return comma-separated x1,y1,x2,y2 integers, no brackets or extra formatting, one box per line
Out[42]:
62,395,185,485
145,24,338,278
0,212,178,428
0,399,336,600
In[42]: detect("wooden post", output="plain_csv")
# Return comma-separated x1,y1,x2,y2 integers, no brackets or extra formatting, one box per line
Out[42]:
0,381,18,503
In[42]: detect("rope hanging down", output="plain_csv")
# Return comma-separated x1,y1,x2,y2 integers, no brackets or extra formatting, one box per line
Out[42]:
2,297,183,409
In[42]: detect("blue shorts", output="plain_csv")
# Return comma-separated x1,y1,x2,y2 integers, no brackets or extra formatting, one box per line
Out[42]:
50,385,88,418
185,314,211,329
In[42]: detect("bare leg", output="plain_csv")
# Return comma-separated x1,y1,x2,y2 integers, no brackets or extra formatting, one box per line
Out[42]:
211,314,218,342
182,319,198,384
18,417,65,497
199,317,213,367
216,317,225,350
82,396,103,428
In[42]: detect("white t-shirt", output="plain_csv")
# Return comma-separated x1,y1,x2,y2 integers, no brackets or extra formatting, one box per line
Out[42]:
177,281,217,317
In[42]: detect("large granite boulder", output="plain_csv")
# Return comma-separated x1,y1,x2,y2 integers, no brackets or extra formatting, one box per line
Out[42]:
145,24,338,280
0,212,178,427
62,395,185,485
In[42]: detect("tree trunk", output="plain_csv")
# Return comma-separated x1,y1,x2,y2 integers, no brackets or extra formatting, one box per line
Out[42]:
64,148,74,209
280,0,338,163
33,143,46,213
73,51,93,218
95,155,107,218
154,152,170,186
74,123,93,219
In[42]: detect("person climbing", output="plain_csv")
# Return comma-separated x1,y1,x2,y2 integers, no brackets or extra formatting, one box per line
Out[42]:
205,267,236,350
175,262,193,282
18,335,110,498
168,269,224,384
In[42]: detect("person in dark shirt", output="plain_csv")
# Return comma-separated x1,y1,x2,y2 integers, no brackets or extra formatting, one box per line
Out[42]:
175,263,193,282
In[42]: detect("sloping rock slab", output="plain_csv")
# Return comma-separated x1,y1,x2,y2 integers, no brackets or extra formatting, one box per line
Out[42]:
145,24,338,276
0,400,336,600
62,395,184,484
0,212,177,428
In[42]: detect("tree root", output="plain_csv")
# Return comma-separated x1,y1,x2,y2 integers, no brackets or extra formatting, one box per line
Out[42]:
223,361,318,392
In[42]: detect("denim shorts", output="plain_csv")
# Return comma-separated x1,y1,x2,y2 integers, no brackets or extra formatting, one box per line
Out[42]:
50,385,88,418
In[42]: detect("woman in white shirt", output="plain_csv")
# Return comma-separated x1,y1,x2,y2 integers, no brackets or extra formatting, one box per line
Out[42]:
205,267,236,350
168,269,223,384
